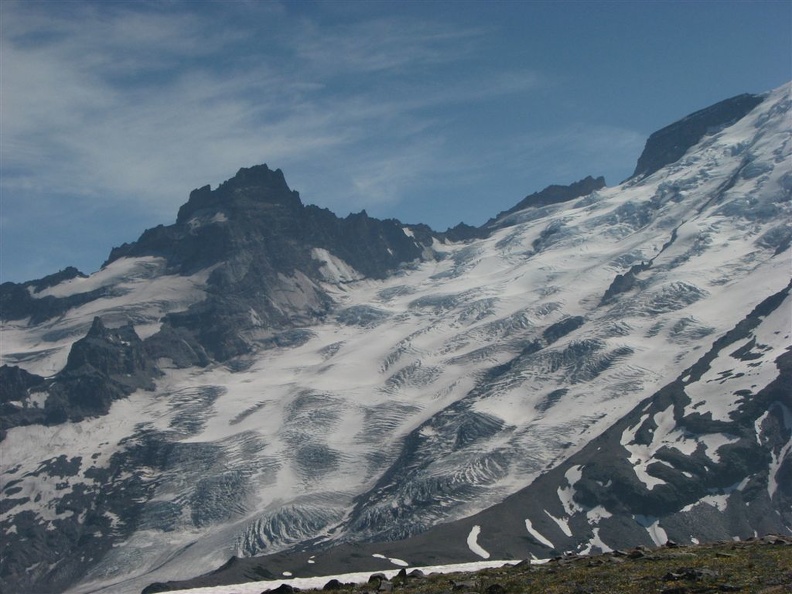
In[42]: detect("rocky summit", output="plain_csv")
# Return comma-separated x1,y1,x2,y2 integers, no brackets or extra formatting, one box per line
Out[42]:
0,83,790,594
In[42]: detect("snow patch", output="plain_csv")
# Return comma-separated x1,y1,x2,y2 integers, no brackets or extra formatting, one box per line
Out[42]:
684,294,790,422
586,505,612,524
698,432,739,463
682,493,730,513
166,560,518,594
311,248,363,283
634,515,667,546
524,519,554,549
767,403,792,498
579,527,612,555
544,510,572,537
466,525,490,559
372,554,409,567
557,465,584,515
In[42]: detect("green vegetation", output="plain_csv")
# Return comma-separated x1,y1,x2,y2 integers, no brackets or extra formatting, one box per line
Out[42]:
284,536,791,594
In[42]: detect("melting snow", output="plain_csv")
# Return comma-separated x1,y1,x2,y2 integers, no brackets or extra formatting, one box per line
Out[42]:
312,248,363,283
544,510,573,537
525,518,555,549
684,295,790,422
466,525,491,559
698,432,740,463
165,560,518,594
557,466,584,515
579,527,612,555
0,393,157,524
767,403,792,498
372,554,409,567
585,505,612,524
634,514,668,547
682,493,730,513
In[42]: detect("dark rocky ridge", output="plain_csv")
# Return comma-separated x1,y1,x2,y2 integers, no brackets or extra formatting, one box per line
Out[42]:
95,166,613,362
26,266,88,293
106,164,435,279
490,175,607,224
0,277,117,324
443,176,607,242
0,316,160,439
87,166,437,360
0,266,90,323
631,93,765,180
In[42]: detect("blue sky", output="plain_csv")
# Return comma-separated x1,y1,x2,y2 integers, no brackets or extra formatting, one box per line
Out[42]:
1,0,790,283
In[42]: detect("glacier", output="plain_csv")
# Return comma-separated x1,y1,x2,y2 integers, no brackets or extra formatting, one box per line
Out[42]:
0,83,789,594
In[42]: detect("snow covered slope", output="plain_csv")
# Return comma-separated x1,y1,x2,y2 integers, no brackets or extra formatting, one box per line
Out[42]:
1,83,790,594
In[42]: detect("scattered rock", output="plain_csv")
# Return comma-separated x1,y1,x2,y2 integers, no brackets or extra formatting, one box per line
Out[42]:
663,567,719,582
612,550,629,557
513,559,534,568
141,584,172,594
322,579,342,591
263,584,296,594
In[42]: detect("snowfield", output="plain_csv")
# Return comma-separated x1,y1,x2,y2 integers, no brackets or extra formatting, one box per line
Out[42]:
165,560,520,594
1,84,789,594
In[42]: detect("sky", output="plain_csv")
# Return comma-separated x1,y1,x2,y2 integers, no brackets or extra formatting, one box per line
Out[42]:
1,0,790,284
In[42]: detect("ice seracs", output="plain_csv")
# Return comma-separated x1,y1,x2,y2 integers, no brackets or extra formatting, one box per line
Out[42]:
0,83,789,594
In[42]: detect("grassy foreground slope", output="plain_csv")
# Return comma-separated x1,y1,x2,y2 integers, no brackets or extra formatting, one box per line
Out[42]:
275,536,791,594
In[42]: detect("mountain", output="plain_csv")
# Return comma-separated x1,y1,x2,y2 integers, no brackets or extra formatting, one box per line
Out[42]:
1,83,790,594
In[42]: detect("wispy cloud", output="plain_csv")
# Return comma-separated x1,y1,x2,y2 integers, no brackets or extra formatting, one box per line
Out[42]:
500,124,647,185
1,2,538,218
1,0,634,282
1,0,783,283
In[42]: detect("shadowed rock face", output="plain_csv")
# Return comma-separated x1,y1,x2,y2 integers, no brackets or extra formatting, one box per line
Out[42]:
442,176,607,243
102,164,437,360
106,164,433,280
63,317,157,388
0,365,46,404
631,93,765,180
497,176,607,219
1,317,160,439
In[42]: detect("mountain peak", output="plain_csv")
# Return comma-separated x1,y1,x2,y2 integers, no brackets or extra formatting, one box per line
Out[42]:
488,175,606,228
631,93,765,180
176,164,301,225
86,315,108,338
219,164,290,193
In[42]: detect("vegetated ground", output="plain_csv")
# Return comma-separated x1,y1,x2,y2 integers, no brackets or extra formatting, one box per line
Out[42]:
268,535,792,594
